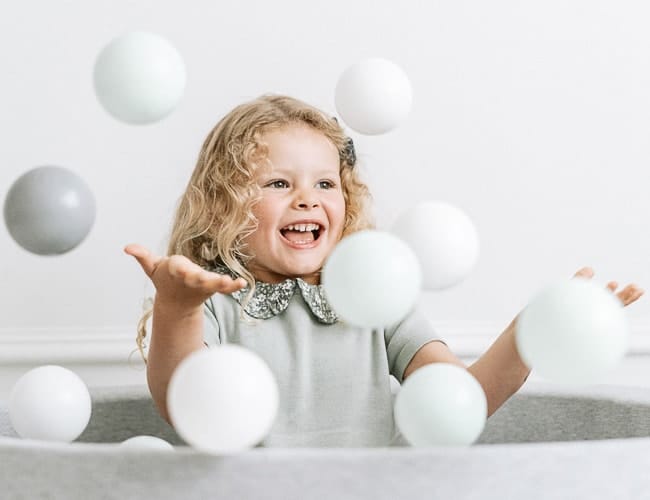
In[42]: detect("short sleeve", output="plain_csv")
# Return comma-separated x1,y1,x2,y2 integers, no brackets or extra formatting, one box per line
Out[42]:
203,297,221,346
384,305,444,383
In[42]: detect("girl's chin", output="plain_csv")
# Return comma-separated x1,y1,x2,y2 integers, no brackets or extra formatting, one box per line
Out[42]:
284,262,322,277
280,257,325,279
249,259,323,284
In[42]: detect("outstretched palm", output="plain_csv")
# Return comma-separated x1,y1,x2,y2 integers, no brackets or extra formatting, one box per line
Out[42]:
124,243,247,310
573,266,644,307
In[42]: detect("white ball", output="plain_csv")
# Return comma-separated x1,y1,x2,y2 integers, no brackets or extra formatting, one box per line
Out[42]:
322,230,422,328
334,58,412,135
120,435,174,451
391,201,480,290
167,346,279,454
9,365,91,442
394,363,487,446
93,31,186,124
516,279,628,384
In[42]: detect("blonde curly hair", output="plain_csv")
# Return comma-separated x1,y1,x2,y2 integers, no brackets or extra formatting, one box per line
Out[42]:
136,94,375,361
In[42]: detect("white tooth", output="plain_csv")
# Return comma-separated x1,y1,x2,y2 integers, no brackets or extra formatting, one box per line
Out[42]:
283,223,322,231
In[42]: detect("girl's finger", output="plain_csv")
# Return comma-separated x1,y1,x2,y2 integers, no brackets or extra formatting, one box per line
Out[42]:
573,267,594,279
184,269,224,288
124,244,162,277
212,275,248,294
606,281,618,292
167,255,199,279
184,269,246,294
617,285,644,306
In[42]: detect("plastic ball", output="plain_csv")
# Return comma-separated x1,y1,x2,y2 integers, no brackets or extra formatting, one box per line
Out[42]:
120,435,174,451
321,230,422,328
516,279,628,384
4,166,96,255
391,201,480,290
167,346,279,454
93,31,186,124
394,363,487,446
9,365,92,442
334,57,412,135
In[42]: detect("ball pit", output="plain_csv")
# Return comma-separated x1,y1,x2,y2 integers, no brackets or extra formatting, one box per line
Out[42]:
2,383,650,499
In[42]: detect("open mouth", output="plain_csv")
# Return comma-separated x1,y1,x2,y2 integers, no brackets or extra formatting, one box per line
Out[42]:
279,223,323,244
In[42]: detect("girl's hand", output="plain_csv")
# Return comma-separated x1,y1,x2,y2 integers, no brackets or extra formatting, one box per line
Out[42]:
124,243,247,310
573,267,644,307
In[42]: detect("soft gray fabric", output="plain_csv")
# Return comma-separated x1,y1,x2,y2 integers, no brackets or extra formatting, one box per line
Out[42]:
1,435,650,499
2,383,650,499
0,399,17,438
481,394,650,444
203,292,442,447
76,386,184,445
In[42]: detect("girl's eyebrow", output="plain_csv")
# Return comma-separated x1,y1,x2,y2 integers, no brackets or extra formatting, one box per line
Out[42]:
266,167,340,177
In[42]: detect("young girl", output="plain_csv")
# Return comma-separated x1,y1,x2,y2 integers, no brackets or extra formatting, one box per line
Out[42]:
125,94,644,447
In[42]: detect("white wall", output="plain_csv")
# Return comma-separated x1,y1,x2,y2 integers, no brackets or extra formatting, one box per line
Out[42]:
1,0,650,394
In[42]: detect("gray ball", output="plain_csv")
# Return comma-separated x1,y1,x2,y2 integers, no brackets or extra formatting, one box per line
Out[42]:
3,166,96,255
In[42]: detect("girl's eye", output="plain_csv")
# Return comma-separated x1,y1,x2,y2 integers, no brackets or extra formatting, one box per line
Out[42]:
268,180,289,189
317,180,335,189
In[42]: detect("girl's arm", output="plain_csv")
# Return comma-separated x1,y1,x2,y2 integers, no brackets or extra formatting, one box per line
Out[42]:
125,244,246,423
147,300,205,423
403,268,644,418
467,317,528,417
401,321,526,418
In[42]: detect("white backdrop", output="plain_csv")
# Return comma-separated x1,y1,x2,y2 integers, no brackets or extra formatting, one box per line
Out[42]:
1,1,649,383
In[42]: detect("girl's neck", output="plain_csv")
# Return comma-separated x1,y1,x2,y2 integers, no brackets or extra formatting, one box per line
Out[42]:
250,267,321,286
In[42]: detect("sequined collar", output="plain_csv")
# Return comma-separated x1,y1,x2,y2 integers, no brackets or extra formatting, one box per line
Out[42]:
212,264,338,324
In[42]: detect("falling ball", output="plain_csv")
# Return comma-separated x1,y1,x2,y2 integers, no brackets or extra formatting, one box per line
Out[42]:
120,435,174,451
9,365,92,442
322,230,422,328
394,363,487,446
391,201,480,290
4,166,96,255
167,346,279,454
93,31,186,124
334,57,413,135
515,279,628,384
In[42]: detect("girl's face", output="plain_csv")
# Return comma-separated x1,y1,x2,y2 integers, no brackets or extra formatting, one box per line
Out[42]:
244,124,346,285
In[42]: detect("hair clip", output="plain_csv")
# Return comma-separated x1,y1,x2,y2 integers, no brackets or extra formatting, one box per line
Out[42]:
332,117,356,167
343,137,356,167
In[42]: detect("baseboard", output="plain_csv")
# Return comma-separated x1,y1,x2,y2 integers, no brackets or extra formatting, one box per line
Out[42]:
1,320,649,365
440,320,650,358
0,327,141,365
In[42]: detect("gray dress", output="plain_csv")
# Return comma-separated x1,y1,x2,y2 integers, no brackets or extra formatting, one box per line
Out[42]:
203,271,442,447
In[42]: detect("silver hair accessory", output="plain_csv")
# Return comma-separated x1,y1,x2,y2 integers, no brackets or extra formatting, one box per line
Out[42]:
332,117,356,167
343,137,356,166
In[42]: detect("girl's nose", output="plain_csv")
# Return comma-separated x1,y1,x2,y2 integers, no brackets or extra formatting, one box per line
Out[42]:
294,190,319,209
